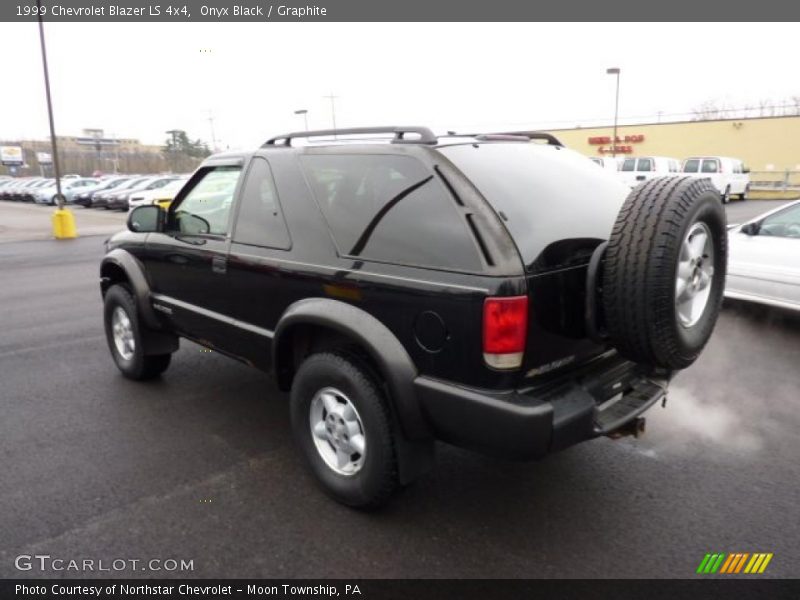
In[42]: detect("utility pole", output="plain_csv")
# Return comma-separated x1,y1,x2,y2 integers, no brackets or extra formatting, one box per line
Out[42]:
207,110,219,152
323,92,338,133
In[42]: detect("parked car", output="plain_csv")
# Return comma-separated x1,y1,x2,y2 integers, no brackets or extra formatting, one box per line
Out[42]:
16,178,51,202
682,156,750,203
73,177,131,207
33,178,100,205
101,126,726,508
108,176,181,211
726,200,800,311
128,176,190,212
618,156,682,188
92,176,149,208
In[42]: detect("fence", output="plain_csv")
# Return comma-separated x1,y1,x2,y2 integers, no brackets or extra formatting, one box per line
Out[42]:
0,147,204,177
749,170,800,193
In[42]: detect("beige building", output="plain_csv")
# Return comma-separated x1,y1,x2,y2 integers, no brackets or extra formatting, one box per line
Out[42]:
546,115,800,173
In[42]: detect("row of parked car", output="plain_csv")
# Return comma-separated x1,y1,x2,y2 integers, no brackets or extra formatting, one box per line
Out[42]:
589,154,751,203
0,173,189,211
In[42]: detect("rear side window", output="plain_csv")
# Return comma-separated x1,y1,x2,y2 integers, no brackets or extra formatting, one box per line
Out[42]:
232,158,291,249
300,154,481,271
637,158,653,172
621,158,636,172
701,159,719,173
683,159,700,173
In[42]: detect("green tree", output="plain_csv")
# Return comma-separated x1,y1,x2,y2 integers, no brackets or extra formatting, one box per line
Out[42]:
163,130,211,160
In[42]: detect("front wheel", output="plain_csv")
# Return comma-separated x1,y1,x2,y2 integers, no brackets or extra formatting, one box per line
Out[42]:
290,352,398,509
103,284,172,380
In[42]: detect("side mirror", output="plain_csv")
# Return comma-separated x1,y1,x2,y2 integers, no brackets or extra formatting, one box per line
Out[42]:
743,166,751,174
740,222,759,236
127,205,163,233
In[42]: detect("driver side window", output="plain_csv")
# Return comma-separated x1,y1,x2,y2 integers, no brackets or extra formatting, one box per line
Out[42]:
172,167,242,235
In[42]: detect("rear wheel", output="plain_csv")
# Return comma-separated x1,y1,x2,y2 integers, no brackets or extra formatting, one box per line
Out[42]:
739,185,749,201
290,352,398,509
103,284,172,380
721,185,731,204
602,176,727,370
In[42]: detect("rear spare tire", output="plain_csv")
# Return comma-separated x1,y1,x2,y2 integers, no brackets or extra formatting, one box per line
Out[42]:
602,176,726,370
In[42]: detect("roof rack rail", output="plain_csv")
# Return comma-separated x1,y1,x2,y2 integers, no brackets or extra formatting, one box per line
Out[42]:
488,131,563,146
263,126,438,147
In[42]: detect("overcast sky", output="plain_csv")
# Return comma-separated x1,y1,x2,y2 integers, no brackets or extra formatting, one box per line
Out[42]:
0,22,797,150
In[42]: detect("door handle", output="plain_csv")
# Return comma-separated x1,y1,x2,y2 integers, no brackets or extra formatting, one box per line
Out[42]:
212,256,227,274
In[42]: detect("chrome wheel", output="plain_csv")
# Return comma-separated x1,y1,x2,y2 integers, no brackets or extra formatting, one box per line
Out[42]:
309,387,366,476
111,306,135,360
675,222,715,327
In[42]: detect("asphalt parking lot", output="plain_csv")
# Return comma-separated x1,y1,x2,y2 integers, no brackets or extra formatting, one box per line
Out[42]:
0,199,798,578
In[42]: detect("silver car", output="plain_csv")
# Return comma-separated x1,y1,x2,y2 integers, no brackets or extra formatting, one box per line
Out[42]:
726,200,800,311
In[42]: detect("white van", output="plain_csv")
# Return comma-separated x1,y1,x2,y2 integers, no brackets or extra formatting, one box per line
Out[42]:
589,156,620,172
682,156,750,203
618,156,682,188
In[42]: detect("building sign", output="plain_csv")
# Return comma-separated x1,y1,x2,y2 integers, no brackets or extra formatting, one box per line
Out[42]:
36,152,52,164
589,134,645,155
0,145,24,165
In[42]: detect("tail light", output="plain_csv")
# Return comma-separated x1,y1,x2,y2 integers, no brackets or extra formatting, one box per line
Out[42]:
483,296,528,370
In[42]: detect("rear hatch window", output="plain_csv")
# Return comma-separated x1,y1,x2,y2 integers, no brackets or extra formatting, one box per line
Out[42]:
438,143,628,271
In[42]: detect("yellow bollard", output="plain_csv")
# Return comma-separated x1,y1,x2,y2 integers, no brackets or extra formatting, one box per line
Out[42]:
52,208,78,239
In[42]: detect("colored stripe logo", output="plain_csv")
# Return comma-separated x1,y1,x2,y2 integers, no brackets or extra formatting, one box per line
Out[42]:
696,552,773,574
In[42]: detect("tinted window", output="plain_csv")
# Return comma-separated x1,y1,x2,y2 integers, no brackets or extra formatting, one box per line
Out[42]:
621,158,636,171
233,158,290,249
683,159,700,173
439,143,625,267
172,167,241,235
701,159,719,173
637,158,653,172
300,154,481,270
759,204,800,238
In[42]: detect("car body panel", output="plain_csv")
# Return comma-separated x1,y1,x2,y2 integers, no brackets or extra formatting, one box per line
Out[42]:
726,200,800,311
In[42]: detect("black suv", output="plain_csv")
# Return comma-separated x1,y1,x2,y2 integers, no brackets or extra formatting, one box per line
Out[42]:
101,126,726,508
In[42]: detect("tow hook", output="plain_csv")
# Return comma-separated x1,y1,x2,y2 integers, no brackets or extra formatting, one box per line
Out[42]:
608,416,646,439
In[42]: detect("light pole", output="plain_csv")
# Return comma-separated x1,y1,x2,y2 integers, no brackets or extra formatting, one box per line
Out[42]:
606,67,621,158
37,0,76,238
323,92,338,135
294,109,309,131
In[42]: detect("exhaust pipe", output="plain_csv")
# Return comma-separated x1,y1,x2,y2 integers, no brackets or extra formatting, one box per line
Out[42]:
607,416,646,439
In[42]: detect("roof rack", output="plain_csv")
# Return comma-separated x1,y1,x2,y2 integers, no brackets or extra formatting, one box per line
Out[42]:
444,130,563,146
263,126,438,147
487,131,563,146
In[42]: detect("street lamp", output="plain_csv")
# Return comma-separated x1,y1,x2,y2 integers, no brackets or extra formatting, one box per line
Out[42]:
294,109,309,131
606,67,621,158
37,0,76,238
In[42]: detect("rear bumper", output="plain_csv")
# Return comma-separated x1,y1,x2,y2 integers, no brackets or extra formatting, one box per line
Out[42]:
414,352,670,460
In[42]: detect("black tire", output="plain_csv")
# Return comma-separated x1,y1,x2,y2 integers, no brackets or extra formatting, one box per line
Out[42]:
290,352,398,509
602,176,727,370
739,185,749,201
721,186,730,204
103,284,172,380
